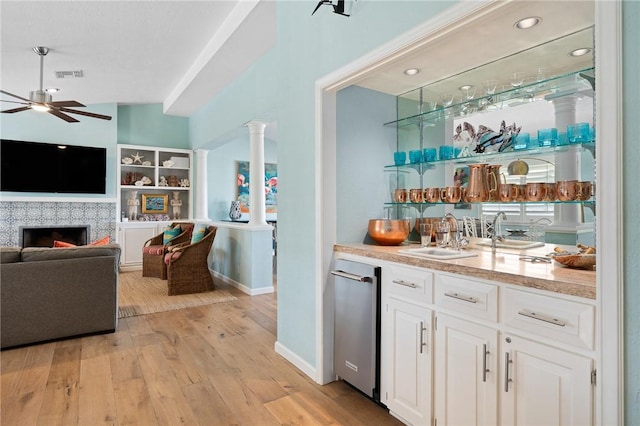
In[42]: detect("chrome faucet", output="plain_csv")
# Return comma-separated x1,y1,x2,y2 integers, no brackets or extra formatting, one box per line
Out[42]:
443,213,462,250
491,211,507,254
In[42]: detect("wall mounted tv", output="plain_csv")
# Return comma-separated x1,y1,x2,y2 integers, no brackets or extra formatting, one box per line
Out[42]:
1,139,107,194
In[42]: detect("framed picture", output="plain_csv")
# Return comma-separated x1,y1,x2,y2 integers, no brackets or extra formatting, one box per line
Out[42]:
236,161,278,213
141,194,168,214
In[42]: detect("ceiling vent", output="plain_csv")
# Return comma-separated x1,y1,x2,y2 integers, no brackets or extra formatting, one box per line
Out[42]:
55,70,84,79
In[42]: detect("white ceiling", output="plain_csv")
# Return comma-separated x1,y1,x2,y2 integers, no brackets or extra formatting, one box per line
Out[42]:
0,0,276,117
0,1,594,120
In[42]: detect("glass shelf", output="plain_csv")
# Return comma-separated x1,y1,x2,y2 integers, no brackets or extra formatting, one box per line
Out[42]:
385,200,595,207
384,67,595,128
384,141,595,169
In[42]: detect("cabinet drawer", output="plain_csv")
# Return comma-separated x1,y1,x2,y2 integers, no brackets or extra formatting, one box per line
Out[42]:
384,265,433,304
502,288,595,350
434,274,498,322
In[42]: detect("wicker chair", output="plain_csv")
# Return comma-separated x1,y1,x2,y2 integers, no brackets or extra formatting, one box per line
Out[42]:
142,222,194,279
165,226,217,296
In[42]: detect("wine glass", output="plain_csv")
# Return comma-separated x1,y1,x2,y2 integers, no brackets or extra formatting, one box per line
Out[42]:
481,79,499,106
510,72,526,89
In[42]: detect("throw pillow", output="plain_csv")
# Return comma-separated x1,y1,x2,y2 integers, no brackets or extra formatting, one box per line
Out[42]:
190,224,208,244
89,236,111,246
163,226,181,244
53,240,76,248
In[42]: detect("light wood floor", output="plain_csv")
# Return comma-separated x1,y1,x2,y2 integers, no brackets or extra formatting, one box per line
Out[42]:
1,276,401,425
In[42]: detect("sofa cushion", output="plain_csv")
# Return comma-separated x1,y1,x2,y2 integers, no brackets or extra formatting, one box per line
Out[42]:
90,236,111,246
0,247,22,264
53,240,76,248
21,244,121,265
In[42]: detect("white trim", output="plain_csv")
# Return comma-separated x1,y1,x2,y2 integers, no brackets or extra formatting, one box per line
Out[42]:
314,0,496,386
274,341,317,380
211,269,274,296
595,2,624,424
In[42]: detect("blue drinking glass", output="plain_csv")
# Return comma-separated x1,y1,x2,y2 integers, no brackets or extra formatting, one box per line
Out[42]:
514,133,530,150
439,145,454,160
537,128,558,147
409,149,423,164
393,151,407,165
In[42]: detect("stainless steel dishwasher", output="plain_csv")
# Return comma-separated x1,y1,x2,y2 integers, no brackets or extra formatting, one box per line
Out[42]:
331,259,381,403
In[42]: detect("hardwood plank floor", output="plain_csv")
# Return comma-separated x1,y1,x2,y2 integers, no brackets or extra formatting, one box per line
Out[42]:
1,277,402,426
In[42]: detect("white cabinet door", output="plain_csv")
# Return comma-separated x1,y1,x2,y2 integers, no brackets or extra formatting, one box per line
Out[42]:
501,333,593,426
117,224,157,266
434,313,498,426
384,297,432,426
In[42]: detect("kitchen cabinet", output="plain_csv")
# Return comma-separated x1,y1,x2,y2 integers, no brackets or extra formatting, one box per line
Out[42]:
384,297,433,426
371,257,595,426
434,313,498,426
500,333,593,426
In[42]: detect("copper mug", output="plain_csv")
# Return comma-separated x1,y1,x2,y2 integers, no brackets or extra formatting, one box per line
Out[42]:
460,186,469,203
525,182,547,202
576,181,592,201
394,189,408,203
556,180,581,201
423,187,440,203
543,183,557,201
498,184,519,202
409,188,423,203
516,184,527,202
440,186,462,203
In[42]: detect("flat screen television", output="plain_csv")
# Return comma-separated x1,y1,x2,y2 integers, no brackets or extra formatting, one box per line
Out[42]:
1,139,107,194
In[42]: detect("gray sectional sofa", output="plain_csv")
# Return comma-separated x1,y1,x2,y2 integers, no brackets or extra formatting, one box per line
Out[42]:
1,244,121,349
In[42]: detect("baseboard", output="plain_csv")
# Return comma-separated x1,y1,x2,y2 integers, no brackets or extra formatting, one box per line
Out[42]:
211,270,274,296
119,264,142,272
274,341,318,383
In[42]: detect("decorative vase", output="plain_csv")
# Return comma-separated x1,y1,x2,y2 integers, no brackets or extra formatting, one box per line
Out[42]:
229,201,242,221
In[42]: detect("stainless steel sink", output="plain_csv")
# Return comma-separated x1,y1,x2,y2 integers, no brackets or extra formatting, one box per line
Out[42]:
398,247,479,260
476,239,544,250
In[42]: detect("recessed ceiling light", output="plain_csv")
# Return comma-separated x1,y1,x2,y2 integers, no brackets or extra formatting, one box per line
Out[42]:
569,48,591,57
459,84,473,91
45,88,59,93
514,16,541,29
404,68,420,76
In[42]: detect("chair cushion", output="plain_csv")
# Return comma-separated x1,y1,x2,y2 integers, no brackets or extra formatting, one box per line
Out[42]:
164,251,182,264
163,226,182,244
143,245,166,256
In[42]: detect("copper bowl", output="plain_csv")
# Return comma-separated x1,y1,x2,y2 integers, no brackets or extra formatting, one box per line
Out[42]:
368,219,410,246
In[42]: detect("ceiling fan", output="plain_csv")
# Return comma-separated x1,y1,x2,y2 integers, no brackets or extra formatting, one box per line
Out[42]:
0,46,112,123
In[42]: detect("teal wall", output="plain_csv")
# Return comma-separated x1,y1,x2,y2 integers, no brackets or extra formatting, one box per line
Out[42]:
0,103,119,198
623,0,640,421
117,104,189,148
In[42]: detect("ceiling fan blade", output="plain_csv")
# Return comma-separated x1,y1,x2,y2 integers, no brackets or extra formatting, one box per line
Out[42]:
48,109,79,123
49,100,86,108
1,106,32,114
0,90,32,103
0,99,30,106
58,107,112,121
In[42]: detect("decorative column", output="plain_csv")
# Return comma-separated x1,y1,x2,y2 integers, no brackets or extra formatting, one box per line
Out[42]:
245,121,268,226
552,95,581,227
194,149,210,221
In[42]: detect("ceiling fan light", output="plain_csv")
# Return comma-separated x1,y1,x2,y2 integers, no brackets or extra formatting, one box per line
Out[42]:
45,88,59,93
31,104,50,112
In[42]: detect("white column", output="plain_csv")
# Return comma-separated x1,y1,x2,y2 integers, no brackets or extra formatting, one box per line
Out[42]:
552,95,581,227
194,149,210,221
246,121,268,226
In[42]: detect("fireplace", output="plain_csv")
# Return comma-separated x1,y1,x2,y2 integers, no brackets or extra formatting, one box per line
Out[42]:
20,225,90,248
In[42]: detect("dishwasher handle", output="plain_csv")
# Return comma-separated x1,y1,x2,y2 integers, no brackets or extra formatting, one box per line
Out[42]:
331,270,373,283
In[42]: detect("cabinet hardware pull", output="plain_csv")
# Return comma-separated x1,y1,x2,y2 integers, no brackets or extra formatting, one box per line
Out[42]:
330,270,372,283
504,352,513,392
419,321,426,354
482,343,489,382
517,309,566,327
393,279,417,288
444,291,477,304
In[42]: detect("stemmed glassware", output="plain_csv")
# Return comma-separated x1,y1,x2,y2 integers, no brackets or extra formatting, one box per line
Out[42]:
510,72,526,91
481,79,498,107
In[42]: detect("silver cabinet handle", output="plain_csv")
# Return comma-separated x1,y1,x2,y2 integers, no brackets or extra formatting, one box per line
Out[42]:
444,291,477,304
330,270,372,283
504,352,513,392
419,321,427,354
518,309,566,327
393,279,417,288
482,343,489,383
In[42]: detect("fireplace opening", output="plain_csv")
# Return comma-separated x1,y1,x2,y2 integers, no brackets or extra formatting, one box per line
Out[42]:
20,226,90,248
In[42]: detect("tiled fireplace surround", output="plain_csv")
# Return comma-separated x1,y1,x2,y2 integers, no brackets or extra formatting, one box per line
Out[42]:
0,201,116,247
